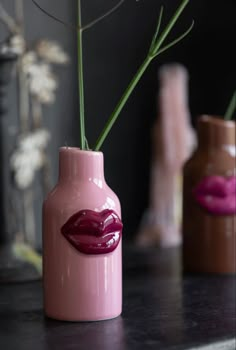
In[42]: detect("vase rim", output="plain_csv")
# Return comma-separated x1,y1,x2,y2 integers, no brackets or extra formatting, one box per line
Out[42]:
199,115,235,128
59,147,103,157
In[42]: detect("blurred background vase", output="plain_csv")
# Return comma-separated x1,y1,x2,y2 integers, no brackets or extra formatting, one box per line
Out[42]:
137,64,195,248
183,115,236,274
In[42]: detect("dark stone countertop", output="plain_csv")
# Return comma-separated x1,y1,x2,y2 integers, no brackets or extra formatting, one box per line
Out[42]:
0,246,235,350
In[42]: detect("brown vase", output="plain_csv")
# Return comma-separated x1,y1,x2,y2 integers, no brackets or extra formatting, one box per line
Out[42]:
183,115,236,274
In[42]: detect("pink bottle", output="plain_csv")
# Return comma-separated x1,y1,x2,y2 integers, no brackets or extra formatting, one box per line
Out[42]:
43,147,122,321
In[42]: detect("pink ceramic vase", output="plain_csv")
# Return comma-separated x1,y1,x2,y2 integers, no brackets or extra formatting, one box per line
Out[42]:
43,147,122,321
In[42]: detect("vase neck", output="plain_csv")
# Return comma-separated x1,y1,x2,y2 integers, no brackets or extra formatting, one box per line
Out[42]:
59,148,105,182
197,115,235,150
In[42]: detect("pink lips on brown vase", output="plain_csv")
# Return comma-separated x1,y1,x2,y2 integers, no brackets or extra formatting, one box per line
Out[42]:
61,209,123,255
193,175,236,215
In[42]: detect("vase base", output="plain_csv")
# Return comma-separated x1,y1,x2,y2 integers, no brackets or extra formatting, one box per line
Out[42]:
45,311,122,322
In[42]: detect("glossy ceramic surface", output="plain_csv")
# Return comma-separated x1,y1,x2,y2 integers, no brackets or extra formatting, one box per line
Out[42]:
183,116,236,274
43,148,122,321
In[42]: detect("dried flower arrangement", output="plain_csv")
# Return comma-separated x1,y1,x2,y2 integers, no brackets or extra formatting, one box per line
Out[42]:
0,3,69,190
0,0,68,277
1,5,68,185
33,0,194,151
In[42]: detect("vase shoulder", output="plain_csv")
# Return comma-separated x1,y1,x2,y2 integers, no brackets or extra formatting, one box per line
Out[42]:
44,180,121,215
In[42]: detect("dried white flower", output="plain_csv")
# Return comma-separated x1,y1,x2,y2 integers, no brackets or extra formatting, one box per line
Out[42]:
36,40,69,64
9,35,26,55
18,40,68,104
23,61,58,104
19,128,50,150
0,34,25,56
21,51,37,74
11,129,50,189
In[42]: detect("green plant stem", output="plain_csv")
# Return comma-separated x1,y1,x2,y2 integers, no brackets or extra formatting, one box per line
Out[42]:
78,0,86,149
83,0,125,31
94,57,151,151
224,90,236,121
155,19,194,56
94,0,192,151
151,0,189,56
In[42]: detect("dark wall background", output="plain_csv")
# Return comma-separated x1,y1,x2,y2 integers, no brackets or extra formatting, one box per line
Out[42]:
0,0,235,246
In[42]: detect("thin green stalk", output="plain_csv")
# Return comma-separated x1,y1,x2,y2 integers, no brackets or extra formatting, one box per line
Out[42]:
224,90,236,121
94,0,192,151
155,20,194,56
151,0,189,57
149,6,164,52
78,0,86,149
94,57,151,151
32,0,125,32
83,0,125,31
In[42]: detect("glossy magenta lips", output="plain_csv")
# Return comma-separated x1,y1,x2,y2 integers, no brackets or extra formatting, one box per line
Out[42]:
193,176,236,215
61,209,123,254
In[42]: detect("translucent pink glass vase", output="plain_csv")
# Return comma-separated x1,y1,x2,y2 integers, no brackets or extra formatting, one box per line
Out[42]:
43,147,122,321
